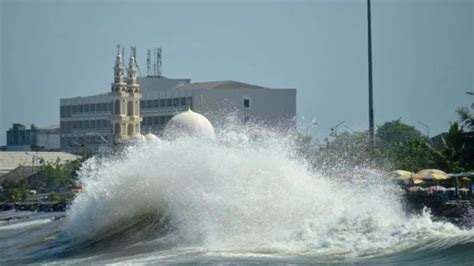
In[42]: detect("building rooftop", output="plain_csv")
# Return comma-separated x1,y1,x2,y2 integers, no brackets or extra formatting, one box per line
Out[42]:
0,152,80,177
177,80,269,90
138,76,191,91
0,166,40,184
37,125,59,130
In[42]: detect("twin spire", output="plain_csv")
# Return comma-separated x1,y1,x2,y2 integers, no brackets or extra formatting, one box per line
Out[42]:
112,44,138,92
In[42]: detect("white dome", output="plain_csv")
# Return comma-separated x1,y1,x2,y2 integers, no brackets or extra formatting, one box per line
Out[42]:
163,109,215,140
131,133,146,142
144,133,159,142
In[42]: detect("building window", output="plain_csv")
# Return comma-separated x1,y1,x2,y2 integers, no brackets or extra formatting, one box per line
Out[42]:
146,100,152,109
160,99,165,107
153,100,159,108
153,116,159,125
115,100,120,114
128,101,134,116
78,105,83,113
173,98,179,107
96,103,101,112
91,120,96,129
65,106,71,117
72,105,77,113
180,97,186,106
115,123,121,135
166,99,172,107
244,98,250,108
84,104,90,112
91,104,96,112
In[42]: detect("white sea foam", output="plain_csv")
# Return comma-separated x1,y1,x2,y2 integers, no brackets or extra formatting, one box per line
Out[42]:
0,218,53,231
63,127,474,260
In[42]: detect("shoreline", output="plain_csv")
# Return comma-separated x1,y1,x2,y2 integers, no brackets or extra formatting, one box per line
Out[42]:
0,202,68,212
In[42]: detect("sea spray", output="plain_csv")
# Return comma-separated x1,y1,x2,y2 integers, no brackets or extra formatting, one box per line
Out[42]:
63,127,474,260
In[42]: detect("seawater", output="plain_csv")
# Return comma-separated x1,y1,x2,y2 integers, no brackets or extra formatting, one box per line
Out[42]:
1,128,473,264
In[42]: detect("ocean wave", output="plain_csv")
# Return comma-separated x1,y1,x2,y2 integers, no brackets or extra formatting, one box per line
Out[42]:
62,127,474,262
0,218,53,231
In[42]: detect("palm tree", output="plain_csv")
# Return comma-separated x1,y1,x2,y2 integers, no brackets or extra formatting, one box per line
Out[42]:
456,106,474,131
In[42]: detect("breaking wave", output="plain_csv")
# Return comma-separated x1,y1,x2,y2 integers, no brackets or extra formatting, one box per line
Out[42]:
62,126,474,263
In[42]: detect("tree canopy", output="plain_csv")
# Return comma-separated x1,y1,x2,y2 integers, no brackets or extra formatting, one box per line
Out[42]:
308,115,473,173
376,119,425,148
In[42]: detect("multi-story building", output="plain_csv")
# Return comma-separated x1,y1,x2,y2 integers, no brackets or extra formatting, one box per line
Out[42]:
6,124,36,150
60,47,296,153
6,123,60,151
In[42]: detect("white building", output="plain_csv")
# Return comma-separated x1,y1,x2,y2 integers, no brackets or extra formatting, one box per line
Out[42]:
60,47,296,153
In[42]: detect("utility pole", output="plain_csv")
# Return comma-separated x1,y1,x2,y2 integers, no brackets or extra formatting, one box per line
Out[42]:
367,0,375,147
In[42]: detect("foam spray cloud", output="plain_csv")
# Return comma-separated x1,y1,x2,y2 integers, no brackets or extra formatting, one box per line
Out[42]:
64,125,473,261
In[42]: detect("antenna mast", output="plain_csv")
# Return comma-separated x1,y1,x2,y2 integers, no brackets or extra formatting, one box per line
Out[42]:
157,47,162,77
146,49,151,76
153,48,157,76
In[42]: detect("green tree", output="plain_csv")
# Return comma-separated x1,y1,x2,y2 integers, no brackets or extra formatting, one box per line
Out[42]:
456,106,474,131
309,113,473,173
39,158,82,191
373,120,435,171
376,119,425,148
385,139,436,171
431,122,473,172
315,131,385,172
48,192,61,202
3,180,29,202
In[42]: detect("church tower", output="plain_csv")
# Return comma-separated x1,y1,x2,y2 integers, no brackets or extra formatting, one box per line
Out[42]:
125,46,142,138
110,45,142,143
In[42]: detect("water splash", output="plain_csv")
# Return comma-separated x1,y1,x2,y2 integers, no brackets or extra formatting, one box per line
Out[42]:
63,126,474,261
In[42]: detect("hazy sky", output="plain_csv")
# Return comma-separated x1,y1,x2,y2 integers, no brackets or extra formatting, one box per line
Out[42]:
1,0,473,145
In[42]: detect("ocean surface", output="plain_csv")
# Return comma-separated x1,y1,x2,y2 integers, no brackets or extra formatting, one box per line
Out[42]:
1,129,473,265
